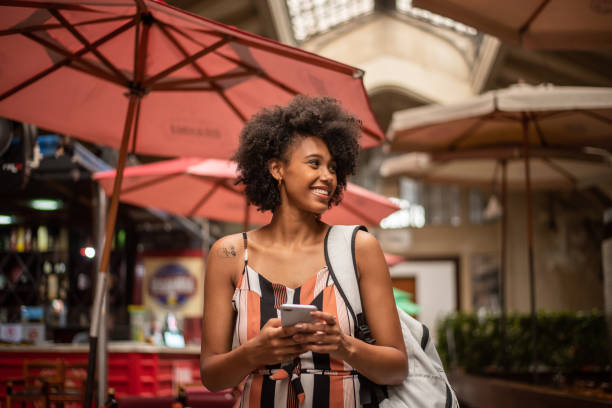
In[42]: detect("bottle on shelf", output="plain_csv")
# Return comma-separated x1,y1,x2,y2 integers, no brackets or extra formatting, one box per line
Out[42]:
103,387,119,408
16,227,25,252
37,225,48,252
171,384,189,408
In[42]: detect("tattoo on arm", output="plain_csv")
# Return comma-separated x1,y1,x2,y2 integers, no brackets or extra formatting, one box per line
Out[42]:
218,245,237,258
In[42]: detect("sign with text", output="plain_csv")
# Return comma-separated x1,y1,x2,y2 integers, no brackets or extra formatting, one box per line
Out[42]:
142,251,204,318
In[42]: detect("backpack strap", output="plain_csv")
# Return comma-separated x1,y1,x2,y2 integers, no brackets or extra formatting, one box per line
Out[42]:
325,225,387,407
324,225,374,343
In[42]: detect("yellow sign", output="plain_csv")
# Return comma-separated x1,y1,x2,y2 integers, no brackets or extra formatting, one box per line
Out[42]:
142,252,204,318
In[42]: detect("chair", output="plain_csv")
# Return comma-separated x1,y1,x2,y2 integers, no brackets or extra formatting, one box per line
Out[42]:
47,360,87,407
5,359,63,408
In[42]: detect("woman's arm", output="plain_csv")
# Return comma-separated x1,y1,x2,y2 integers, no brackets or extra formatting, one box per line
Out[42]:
294,230,408,385
200,235,308,391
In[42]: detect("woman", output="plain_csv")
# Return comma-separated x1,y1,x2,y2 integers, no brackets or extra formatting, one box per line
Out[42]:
201,96,407,407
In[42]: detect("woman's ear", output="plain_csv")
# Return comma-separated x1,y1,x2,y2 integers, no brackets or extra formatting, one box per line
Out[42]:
268,158,283,183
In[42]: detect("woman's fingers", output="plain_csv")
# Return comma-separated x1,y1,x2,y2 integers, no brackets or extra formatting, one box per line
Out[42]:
310,311,337,325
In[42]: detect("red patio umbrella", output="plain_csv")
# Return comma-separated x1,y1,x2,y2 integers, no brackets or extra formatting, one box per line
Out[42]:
0,1,384,404
94,158,399,228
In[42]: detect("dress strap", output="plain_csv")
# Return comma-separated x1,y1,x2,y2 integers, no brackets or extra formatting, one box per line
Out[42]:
242,232,248,266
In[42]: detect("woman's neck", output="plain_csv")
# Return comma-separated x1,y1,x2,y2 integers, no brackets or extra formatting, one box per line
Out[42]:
262,205,327,248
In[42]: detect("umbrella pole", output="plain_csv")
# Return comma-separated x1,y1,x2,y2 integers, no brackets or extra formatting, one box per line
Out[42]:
500,159,507,369
84,94,139,407
522,114,538,383
94,186,108,407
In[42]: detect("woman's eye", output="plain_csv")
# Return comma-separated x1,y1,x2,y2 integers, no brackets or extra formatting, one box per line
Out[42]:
308,160,320,166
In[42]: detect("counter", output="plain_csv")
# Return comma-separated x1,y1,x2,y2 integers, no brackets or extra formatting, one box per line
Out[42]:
0,341,202,397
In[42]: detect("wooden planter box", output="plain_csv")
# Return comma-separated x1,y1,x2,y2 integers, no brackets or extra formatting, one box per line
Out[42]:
449,370,612,408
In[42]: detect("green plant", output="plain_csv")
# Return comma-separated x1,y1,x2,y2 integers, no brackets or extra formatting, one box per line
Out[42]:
436,310,607,375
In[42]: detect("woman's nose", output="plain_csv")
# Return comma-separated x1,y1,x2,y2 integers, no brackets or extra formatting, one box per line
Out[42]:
319,167,334,181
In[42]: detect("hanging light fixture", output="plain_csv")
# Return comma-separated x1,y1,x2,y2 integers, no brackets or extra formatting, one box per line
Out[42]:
483,194,502,220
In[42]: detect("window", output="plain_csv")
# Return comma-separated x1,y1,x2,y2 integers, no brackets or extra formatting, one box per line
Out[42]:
285,0,374,42
468,188,487,224
380,177,462,229
395,0,477,36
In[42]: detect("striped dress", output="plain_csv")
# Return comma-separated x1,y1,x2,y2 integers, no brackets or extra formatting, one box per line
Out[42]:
232,232,362,408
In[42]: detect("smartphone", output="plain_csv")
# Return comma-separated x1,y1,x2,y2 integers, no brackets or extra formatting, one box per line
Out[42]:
280,304,317,327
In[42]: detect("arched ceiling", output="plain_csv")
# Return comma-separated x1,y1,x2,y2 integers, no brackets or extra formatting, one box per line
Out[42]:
299,13,479,104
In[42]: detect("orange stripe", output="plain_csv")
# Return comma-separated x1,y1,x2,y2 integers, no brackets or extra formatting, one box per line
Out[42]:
236,272,244,289
323,286,345,405
300,274,317,305
248,374,263,408
246,291,260,341
329,375,344,408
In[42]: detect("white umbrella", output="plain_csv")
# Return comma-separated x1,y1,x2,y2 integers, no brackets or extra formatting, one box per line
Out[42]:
388,84,612,153
386,83,612,374
412,0,612,49
381,147,612,191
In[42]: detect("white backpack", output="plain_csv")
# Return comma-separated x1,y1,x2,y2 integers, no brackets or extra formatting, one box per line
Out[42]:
324,225,460,408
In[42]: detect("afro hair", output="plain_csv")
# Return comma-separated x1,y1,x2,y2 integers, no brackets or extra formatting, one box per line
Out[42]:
232,95,361,212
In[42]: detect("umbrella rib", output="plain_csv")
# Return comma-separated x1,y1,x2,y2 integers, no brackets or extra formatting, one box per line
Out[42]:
518,0,550,39
150,73,252,90
157,21,210,78
160,26,379,139
155,23,254,86
163,23,226,51
144,24,247,121
529,113,549,147
143,36,231,87
0,19,135,102
120,173,183,195
0,15,132,37
0,1,100,11
580,109,612,126
219,53,297,93
216,180,242,195
230,36,358,78
540,157,577,187
152,87,216,92
21,31,125,86
134,11,152,86
49,9,130,84
188,181,222,217
133,9,141,86
154,22,249,108
213,52,380,134
134,0,147,13
448,114,492,150
128,12,153,153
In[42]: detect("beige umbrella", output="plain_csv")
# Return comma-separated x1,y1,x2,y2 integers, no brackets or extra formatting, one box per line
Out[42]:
386,83,612,375
412,0,612,49
381,147,612,191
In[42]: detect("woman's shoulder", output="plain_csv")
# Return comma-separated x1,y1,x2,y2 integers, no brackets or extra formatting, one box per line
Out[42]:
208,233,246,266
352,228,385,277
353,227,379,250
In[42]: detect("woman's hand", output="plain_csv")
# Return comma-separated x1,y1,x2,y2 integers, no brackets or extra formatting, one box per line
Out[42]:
244,318,309,367
292,311,353,360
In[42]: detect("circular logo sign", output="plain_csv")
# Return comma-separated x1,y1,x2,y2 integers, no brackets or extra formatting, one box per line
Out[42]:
149,263,196,307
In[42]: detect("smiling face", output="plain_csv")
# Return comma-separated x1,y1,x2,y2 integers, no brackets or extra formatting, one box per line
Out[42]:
271,135,338,215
